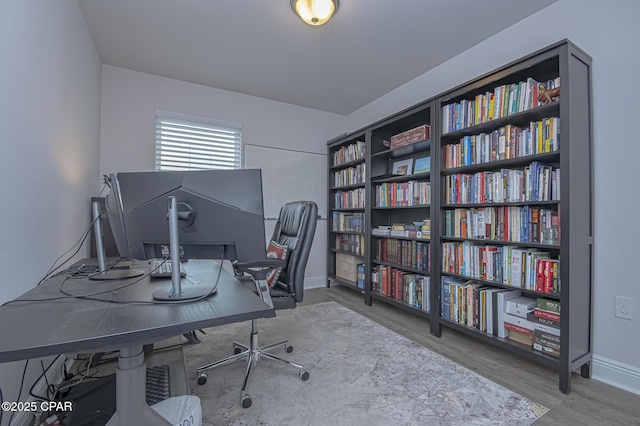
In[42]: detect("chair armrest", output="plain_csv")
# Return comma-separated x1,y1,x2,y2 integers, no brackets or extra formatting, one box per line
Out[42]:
232,259,286,281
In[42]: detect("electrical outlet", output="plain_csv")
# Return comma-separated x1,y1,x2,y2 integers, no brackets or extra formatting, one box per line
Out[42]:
614,296,633,320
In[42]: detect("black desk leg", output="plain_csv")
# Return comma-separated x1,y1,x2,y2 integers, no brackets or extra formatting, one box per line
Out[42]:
106,346,173,425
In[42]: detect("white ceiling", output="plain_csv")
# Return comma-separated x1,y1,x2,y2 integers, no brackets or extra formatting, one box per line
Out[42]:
78,0,557,115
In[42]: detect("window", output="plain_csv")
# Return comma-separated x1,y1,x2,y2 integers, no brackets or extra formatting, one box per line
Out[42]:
155,110,242,171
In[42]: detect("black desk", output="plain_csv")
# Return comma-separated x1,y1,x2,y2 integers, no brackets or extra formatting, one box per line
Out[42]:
0,259,275,425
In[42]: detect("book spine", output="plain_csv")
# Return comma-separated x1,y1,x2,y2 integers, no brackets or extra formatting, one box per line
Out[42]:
533,342,560,358
536,297,560,313
533,329,561,344
504,321,533,336
527,311,560,328
533,322,561,337
534,307,561,322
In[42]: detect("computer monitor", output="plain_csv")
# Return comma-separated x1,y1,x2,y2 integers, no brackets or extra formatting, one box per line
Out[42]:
105,169,267,264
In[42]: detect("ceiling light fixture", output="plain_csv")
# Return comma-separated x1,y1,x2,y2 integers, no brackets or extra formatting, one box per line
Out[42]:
291,0,339,26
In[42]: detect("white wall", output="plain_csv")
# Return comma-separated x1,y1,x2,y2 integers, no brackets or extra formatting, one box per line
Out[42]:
100,66,345,287
0,1,102,423
342,0,640,395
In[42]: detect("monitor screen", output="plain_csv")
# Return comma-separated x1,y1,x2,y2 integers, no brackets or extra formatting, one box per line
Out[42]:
105,169,266,263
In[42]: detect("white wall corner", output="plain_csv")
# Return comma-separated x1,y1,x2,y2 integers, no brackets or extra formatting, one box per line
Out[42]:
592,355,640,396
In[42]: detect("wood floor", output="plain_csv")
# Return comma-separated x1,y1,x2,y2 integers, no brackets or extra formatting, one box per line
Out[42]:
301,285,640,425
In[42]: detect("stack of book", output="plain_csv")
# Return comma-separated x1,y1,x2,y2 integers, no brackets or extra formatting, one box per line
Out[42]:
373,223,428,239
529,297,561,357
503,296,536,346
419,219,431,238
372,225,391,237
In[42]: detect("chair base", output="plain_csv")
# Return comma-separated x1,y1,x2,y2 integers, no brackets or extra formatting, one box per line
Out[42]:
195,319,309,408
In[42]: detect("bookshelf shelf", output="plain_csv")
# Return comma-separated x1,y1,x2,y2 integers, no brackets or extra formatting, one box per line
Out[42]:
370,292,430,318
439,318,560,369
372,259,429,275
332,207,364,211
326,39,592,394
331,183,366,191
372,171,431,184
441,201,559,208
372,205,430,210
327,274,363,292
330,158,365,170
441,152,559,175
441,236,560,250
372,139,432,159
331,248,365,258
372,235,431,243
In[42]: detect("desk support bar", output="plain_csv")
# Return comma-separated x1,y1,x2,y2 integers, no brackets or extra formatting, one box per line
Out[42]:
106,346,172,426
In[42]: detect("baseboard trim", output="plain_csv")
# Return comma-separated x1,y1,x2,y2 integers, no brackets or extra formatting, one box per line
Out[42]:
592,354,640,396
304,276,326,289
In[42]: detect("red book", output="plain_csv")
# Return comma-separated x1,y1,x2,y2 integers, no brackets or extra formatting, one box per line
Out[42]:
390,268,396,298
544,260,553,294
395,270,404,300
382,266,389,296
534,307,561,322
504,321,534,337
535,258,546,292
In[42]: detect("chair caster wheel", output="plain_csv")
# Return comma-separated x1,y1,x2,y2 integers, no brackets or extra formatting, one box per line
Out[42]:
197,373,208,385
234,347,242,355
241,394,252,408
299,369,309,381
285,344,293,353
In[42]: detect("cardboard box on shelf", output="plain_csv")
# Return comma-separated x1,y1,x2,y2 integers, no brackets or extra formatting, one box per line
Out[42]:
336,253,358,282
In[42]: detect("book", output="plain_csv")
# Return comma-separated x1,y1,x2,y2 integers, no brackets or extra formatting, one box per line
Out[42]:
510,248,526,287
533,335,560,351
413,156,431,174
483,288,502,335
533,342,560,358
507,329,534,346
537,297,560,313
527,311,560,329
441,278,452,320
534,307,561,322
533,321,560,337
504,313,535,332
533,329,561,345
493,289,521,338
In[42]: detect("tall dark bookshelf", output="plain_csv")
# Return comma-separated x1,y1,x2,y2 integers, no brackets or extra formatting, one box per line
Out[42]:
325,39,592,393
367,103,434,317
327,131,367,293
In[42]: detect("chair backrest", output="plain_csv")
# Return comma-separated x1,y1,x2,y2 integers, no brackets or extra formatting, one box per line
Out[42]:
270,201,318,303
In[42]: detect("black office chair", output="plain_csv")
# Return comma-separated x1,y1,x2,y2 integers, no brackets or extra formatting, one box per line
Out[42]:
196,200,318,408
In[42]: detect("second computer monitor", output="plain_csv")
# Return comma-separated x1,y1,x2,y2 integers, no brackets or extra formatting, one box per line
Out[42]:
106,168,267,263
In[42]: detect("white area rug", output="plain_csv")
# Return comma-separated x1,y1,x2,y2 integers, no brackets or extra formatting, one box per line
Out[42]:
183,301,547,425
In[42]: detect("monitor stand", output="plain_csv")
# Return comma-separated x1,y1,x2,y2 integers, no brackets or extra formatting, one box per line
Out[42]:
152,196,211,301
90,201,145,281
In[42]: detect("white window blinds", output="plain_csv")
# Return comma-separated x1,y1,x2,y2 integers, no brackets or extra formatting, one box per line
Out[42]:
155,112,242,171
